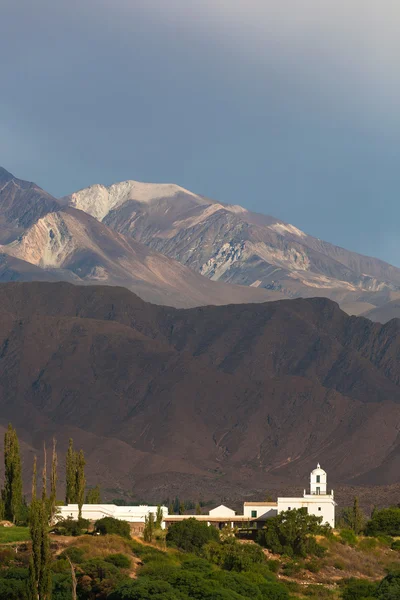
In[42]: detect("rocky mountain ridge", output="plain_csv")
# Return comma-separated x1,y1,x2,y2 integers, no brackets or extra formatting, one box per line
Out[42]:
64,179,400,315
0,168,283,308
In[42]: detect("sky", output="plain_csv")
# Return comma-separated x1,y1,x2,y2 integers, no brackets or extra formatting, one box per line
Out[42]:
2,0,400,264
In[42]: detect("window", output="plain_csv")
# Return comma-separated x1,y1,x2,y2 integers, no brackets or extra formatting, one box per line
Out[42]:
288,507,291,510
251,510,257,518
316,475,320,483
316,487,320,495
318,507,322,511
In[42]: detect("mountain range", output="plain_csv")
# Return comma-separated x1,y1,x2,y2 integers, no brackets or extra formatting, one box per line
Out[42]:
2,165,400,318
0,281,399,504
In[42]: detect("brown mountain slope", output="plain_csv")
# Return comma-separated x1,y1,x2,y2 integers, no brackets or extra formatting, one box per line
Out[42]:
0,282,399,501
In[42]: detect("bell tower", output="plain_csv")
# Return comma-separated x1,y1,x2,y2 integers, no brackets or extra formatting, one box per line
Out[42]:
310,463,327,495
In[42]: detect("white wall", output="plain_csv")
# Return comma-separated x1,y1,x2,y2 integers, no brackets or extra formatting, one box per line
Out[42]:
243,504,278,520
58,504,168,529
209,505,236,517
277,497,335,528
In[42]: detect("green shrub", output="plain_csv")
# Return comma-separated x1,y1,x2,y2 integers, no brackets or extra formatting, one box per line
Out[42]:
305,559,321,573
53,516,89,536
365,507,400,537
341,578,378,600
105,553,132,569
59,546,86,564
376,570,400,598
358,537,378,552
339,529,358,546
257,508,330,557
203,539,265,572
94,516,131,539
282,561,302,576
166,518,219,553
391,539,400,551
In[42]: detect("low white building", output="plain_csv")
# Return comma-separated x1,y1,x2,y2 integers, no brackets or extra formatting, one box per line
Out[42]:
58,504,169,531
164,464,335,530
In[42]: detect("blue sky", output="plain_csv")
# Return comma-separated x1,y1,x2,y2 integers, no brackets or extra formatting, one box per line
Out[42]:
2,0,400,264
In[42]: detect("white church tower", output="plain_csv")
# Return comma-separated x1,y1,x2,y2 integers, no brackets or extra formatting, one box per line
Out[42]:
310,463,327,495
277,462,336,528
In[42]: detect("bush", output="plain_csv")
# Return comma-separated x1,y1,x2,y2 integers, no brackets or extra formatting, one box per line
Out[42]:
341,578,378,600
53,516,89,536
203,539,265,572
59,546,86,564
166,518,219,553
105,553,132,569
94,517,131,539
365,507,400,537
391,540,400,551
376,571,400,598
257,508,330,558
339,529,358,547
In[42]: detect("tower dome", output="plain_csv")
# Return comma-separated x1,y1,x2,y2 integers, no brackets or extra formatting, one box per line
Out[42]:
310,463,327,495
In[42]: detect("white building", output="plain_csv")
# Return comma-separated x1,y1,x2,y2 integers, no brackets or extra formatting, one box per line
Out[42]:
164,464,335,530
58,464,335,533
58,504,169,531
277,464,336,528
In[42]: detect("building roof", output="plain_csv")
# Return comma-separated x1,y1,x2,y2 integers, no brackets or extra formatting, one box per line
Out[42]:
243,502,277,506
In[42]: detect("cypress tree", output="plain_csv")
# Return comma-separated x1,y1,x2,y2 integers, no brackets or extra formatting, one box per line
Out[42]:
75,449,86,519
32,455,37,501
195,502,202,515
65,439,76,504
29,498,52,600
352,496,364,534
50,438,57,521
2,423,23,523
155,505,163,529
86,485,101,504
143,512,154,543
42,443,47,502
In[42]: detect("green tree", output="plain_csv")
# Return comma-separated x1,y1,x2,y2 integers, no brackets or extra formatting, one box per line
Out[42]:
75,450,86,519
41,443,47,502
351,497,365,534
195,503,202,515
94,516,131,539
49,438,57,521
143,512,155,543
178,501,185,515
365,507,400,537
65,439,76,504
342,577,378,600
376,571,400,599
28,498,52,600
155,505,163,529
168,502,174,515
32,456,37,501
166,518,220,553
2,424,23,523
257,508,329,558
85,485,101,504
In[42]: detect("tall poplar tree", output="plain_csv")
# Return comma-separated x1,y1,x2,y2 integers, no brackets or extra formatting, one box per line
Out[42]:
50,438,57,521
28,498,52,600
2,424,22,523
32,455,37,501
42,443,47,502
76,450,86,519
65,439,76,504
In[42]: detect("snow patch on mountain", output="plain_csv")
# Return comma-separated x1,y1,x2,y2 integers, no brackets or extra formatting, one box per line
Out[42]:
269,223,307,238
67,180,200,221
